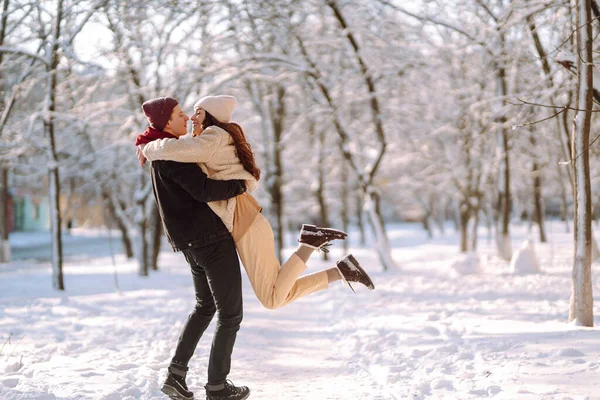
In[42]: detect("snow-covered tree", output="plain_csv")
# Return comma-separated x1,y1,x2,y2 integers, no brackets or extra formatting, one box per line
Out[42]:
569,0,594,327
0,0,106,288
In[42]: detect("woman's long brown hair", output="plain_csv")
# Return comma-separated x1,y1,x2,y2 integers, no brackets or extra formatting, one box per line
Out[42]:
202,111,261,181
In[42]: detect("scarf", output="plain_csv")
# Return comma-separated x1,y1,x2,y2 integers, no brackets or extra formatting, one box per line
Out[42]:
135,126,177,146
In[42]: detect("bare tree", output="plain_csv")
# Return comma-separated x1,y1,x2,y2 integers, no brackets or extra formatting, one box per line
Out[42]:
569,0,594,327
385,1,515,260
102,0,199,275
527,10,573,235
0,0,12,263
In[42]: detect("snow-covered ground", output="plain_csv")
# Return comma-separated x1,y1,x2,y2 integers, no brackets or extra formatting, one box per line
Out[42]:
1,221,599,400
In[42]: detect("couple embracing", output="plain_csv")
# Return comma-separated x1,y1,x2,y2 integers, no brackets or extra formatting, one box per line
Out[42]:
135,95,375,400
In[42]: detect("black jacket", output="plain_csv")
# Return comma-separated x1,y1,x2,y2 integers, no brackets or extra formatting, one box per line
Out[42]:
150,160,246,251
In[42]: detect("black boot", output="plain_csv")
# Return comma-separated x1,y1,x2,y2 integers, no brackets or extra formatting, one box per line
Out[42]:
336,254,375,292
298,224,347,253
161,363,194,400
205,380,250,400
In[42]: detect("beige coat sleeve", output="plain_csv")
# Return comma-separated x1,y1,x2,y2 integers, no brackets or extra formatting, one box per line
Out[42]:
141,132,222,163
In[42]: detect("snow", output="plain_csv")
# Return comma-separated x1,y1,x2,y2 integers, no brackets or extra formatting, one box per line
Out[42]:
450,252,482,275
1,222,599,399
8,228,113,249
510,240,540,275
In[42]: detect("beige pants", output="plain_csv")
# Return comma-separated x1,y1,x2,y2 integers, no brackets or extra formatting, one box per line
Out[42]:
235,213,329,309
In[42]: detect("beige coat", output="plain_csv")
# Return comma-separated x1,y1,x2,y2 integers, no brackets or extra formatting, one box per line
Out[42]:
141,126,258,232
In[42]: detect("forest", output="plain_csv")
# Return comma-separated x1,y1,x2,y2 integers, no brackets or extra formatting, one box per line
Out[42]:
0,0,596,326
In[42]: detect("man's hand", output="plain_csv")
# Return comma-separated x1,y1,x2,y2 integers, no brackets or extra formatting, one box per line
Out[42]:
136,146,147,166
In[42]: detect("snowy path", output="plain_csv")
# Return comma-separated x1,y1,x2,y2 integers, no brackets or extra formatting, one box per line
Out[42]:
1,223,600,399
0,252,381,400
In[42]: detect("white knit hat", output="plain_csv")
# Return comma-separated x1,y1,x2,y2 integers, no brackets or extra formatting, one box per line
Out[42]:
194,95,237,123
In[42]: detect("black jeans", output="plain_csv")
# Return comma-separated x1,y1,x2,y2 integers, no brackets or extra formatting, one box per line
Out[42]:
172,238,243,385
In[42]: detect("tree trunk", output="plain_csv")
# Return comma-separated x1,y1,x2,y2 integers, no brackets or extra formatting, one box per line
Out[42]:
530,135,546,243
569,0,594,327
0,167,9,263
423,215,433,239
365,190,395,270
496,113,512,261
136,172,148,277
325,0,396,269
269,86,286,263
459,206,470,253
471,205,480,251
315,127,330,261
453,200,460,233
356,188,366,246
528,14,572,235
436,200,446,235
149,204,161,271
561,93,575,233
494,29,512,261
45,0,65,290
558,164,570,233
340,157,349,254
421,199,433,239
532,158,547,243
0,0,10,263
485,198,494,243
105,194,133,259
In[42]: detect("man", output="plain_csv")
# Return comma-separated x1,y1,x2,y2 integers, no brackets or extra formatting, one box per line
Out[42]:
136,96,250,400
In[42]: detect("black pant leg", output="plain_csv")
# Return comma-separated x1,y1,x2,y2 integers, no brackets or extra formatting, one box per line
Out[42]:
170,238,243,385
201,238,243,385
171,248,217,366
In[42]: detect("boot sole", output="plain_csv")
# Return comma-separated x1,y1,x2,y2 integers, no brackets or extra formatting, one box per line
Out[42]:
206,391,250,400
301,224,348,239
162,384,194,400
347,254,375,290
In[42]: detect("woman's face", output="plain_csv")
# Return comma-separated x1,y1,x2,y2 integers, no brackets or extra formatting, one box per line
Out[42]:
190,107,206,136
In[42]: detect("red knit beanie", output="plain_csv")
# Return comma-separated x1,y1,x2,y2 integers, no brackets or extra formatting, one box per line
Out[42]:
142,97,178,131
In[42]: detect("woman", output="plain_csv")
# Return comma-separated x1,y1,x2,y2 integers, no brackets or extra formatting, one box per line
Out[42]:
140,95,374,309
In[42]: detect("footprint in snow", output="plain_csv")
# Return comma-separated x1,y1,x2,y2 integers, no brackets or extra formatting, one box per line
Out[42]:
410,348,432,357
427,313,441,321
432,343,458,354
469,388,488,397
0,377,19,388
422,326,440,336
433,379,455,391
571,358,587,364
81,371,103,377
114,363,138,371
414,382,431,395
454,351,474,361
487,386,502,396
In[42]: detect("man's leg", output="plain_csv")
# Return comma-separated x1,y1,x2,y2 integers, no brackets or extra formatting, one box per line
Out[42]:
171,248,217,367
162,248,217,399
200,238,243,387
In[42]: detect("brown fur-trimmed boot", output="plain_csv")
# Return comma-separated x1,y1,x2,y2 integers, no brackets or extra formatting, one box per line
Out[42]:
298,224,347,253
336,254,375,292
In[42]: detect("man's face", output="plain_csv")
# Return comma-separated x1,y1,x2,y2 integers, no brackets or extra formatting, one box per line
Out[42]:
190,107,206,136
164,105,188,137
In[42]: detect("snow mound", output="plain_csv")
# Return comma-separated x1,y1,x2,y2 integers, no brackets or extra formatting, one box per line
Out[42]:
510,240,540,274
0,360,22,374
555,348,585,357
450,253,482,275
